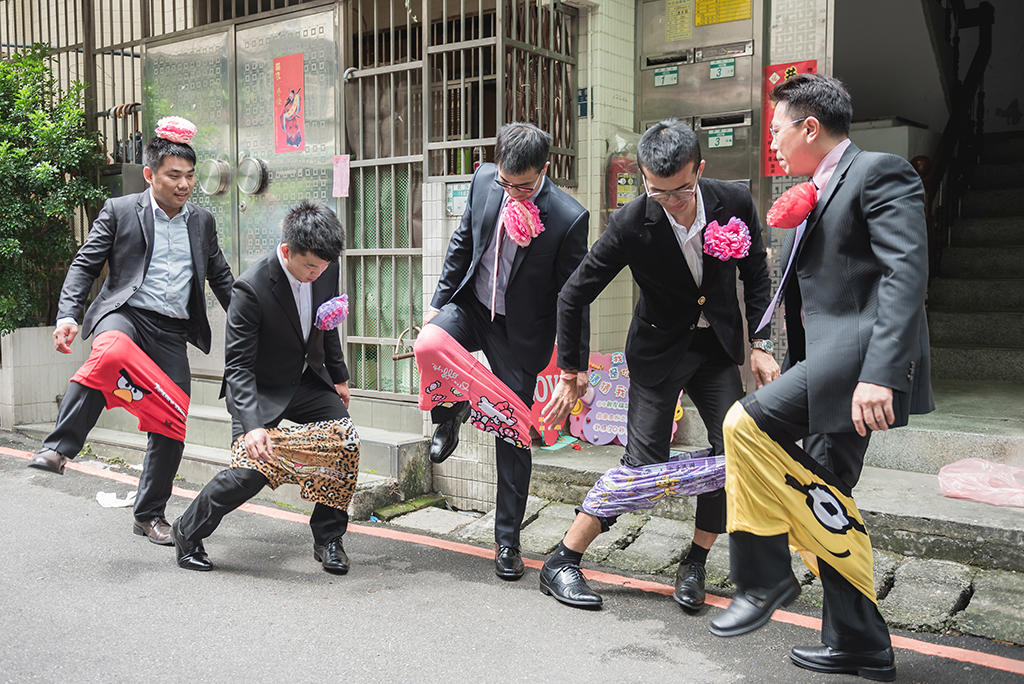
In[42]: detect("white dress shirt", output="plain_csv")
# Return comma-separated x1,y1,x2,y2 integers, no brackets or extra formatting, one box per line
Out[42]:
662,186,710,328
277,244,312,342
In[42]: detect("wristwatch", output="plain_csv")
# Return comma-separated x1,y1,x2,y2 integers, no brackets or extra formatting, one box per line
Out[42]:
751,338,774,354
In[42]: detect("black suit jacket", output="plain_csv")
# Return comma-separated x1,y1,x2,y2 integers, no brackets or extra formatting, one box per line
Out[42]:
781,143,933,434
431,163,590,375
556,179,772,386
222,253,349,434
56,189,234,353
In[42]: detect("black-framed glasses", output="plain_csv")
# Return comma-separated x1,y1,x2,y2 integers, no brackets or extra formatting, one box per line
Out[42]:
768,117,809,138
643,168,702,203
495,173,543,193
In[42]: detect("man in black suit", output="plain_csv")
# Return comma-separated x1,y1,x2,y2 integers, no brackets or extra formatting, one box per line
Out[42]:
171,201,353,574
708,74,932,682
421,122,590,580
537,120,777,609
29,130,234,546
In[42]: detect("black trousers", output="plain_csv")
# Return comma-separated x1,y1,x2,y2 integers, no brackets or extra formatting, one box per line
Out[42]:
429,295,534,549
730,361,890,652
177,370,350,546
599,328,742,535
43,306,190,521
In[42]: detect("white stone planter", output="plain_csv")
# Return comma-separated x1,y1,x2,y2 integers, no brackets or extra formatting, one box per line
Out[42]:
0,325,90,429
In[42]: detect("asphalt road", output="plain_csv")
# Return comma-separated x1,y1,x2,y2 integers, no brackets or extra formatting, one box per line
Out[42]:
1,445,1021,683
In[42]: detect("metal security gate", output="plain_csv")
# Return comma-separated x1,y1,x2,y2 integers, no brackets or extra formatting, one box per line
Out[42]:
345,0,577,400
343,1,424,398
142,6,340,376
2,0,578,397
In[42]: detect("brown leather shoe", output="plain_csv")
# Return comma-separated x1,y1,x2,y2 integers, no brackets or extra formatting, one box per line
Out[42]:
28,448,68,475
133,516,174,546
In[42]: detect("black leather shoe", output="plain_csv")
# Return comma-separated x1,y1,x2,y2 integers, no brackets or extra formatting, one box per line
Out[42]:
708,574,800,637
673,560,707,610
494,545,525,580
28,448,68,474
314,538,350,575
429,402,471,464
539,561,602,608
790,645,896,681
171,519,212,571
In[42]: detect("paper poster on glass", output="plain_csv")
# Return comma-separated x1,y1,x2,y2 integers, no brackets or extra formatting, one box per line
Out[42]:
274,53,305,153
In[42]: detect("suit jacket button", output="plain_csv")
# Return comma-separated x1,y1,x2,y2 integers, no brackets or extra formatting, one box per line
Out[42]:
697,295,706,305
689,324,696,330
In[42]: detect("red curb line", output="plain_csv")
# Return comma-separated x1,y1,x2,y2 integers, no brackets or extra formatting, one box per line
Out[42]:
6,445,1023,676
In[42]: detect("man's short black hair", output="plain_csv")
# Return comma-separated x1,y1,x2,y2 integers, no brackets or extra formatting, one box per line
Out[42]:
494,122,551,175
637,119,702,178
281,201,344,262
143,136,197,172
770,73,853,137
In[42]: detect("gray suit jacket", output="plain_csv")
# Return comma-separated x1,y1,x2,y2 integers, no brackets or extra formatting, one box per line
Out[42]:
781,143,934,434
56,190,234,353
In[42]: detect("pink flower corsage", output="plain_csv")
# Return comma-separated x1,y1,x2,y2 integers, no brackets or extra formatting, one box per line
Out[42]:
766,181,817,229
155,116,197,145
502,199,545,247
703,216,751,261
315,294,349,331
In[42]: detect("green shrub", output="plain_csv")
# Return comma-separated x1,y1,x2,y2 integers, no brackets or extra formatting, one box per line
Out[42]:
0,46,105,335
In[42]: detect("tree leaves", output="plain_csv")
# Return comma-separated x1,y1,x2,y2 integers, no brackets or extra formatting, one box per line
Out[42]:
0,46,105,335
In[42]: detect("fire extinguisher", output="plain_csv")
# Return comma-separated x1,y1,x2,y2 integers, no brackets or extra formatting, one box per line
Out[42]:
607,151,639,210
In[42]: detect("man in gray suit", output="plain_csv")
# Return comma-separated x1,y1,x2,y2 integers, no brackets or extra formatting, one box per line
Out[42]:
708,74,932,682
29,130,234,546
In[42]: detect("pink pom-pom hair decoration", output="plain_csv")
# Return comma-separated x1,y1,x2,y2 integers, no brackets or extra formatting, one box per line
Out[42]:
154,116,197,145
315,294,349,331
501,199,545,247
703,216,752,261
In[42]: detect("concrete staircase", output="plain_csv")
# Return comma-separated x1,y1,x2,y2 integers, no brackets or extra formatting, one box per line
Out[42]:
930,131,1024,384
15,377,432,518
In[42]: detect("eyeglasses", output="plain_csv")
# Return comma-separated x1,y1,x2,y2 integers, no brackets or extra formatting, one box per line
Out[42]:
495,173,543,193
643,168,702,203
768,117,809,138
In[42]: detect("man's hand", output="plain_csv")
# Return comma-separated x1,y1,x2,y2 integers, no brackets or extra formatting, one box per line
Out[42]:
243,427,275,463
334,381,351,409
540,374,581,430
851,382,895,437
423,309,439,326
53,322,79,354
750,348,781,388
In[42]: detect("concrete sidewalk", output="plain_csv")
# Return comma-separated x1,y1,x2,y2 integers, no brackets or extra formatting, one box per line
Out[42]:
389,437,1024,649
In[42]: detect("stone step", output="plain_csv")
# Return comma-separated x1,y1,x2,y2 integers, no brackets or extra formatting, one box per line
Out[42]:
938,246,1024,278
931,345,1024,383
950,216,1024,246
654,382,1024,476
981,133,1024,162
970,162,1024,189
529,445,1024,573
929,311,1024,348
981,133,1024,164
928,278,1024,312
13,422,430,517
963,189,1024,217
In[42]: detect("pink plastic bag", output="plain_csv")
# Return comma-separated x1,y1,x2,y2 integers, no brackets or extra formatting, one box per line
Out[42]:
938,458,1024,508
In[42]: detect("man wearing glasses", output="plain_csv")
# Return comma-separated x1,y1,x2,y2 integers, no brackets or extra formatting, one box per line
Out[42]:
420,122,590,580
537,119,777,610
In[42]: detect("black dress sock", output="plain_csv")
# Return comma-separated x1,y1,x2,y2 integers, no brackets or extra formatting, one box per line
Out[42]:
546,540,584,568
684,541,710,566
